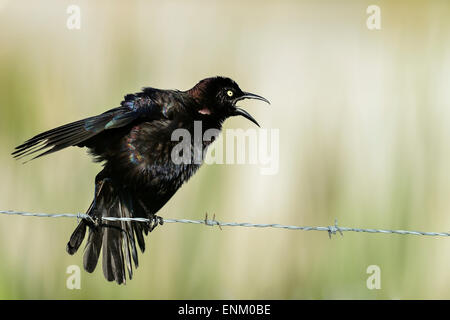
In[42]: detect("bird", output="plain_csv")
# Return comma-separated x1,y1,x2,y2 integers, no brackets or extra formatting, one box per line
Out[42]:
12,76,269,284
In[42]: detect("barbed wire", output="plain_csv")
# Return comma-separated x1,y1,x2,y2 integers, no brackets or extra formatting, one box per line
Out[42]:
1,210,450,239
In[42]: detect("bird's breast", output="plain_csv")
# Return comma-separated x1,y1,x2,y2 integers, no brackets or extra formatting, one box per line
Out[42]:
115,120,215,194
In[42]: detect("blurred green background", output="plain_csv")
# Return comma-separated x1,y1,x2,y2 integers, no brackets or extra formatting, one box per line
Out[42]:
0,0,450,299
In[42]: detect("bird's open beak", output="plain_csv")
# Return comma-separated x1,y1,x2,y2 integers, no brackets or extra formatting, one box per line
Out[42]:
237,92,271,105
232,92,270,127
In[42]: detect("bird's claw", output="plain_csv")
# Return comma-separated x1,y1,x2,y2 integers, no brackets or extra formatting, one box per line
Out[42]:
84,215,100,228
148,215,164,232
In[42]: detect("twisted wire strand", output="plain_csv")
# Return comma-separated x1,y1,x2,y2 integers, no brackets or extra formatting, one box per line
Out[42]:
0,210,449,238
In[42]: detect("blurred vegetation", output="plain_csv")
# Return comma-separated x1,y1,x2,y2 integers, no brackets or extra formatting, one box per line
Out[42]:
0,0,450,299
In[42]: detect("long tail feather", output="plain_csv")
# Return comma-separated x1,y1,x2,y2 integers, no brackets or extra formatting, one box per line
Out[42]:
66,173,152,284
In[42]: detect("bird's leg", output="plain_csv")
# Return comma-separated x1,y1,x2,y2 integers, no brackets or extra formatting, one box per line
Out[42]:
83,180,104,228
91,180,103,213
136,199,164,232
86,176,112,228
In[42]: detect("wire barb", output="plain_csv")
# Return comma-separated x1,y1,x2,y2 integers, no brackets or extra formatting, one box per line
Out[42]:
328,219,343,239
204,212,222,230
1,210,450,239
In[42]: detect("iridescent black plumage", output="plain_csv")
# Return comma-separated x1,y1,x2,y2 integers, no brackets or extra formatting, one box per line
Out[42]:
13,76,269,284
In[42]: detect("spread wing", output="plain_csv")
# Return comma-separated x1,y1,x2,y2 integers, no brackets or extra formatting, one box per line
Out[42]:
12,91,169,161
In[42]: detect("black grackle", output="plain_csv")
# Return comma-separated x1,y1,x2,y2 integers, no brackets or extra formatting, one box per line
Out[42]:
12,76,269,284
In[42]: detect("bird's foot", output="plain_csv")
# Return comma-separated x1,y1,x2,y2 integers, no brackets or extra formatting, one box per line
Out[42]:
84,214,100,228
148,214,164,232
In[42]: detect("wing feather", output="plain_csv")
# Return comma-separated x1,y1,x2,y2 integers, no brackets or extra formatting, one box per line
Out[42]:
12,91,166,161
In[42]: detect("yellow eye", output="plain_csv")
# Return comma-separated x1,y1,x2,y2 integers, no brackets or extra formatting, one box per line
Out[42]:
227,90,234,97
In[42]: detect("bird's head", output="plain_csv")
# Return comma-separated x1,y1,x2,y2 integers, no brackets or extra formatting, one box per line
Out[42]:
188,76,269,127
